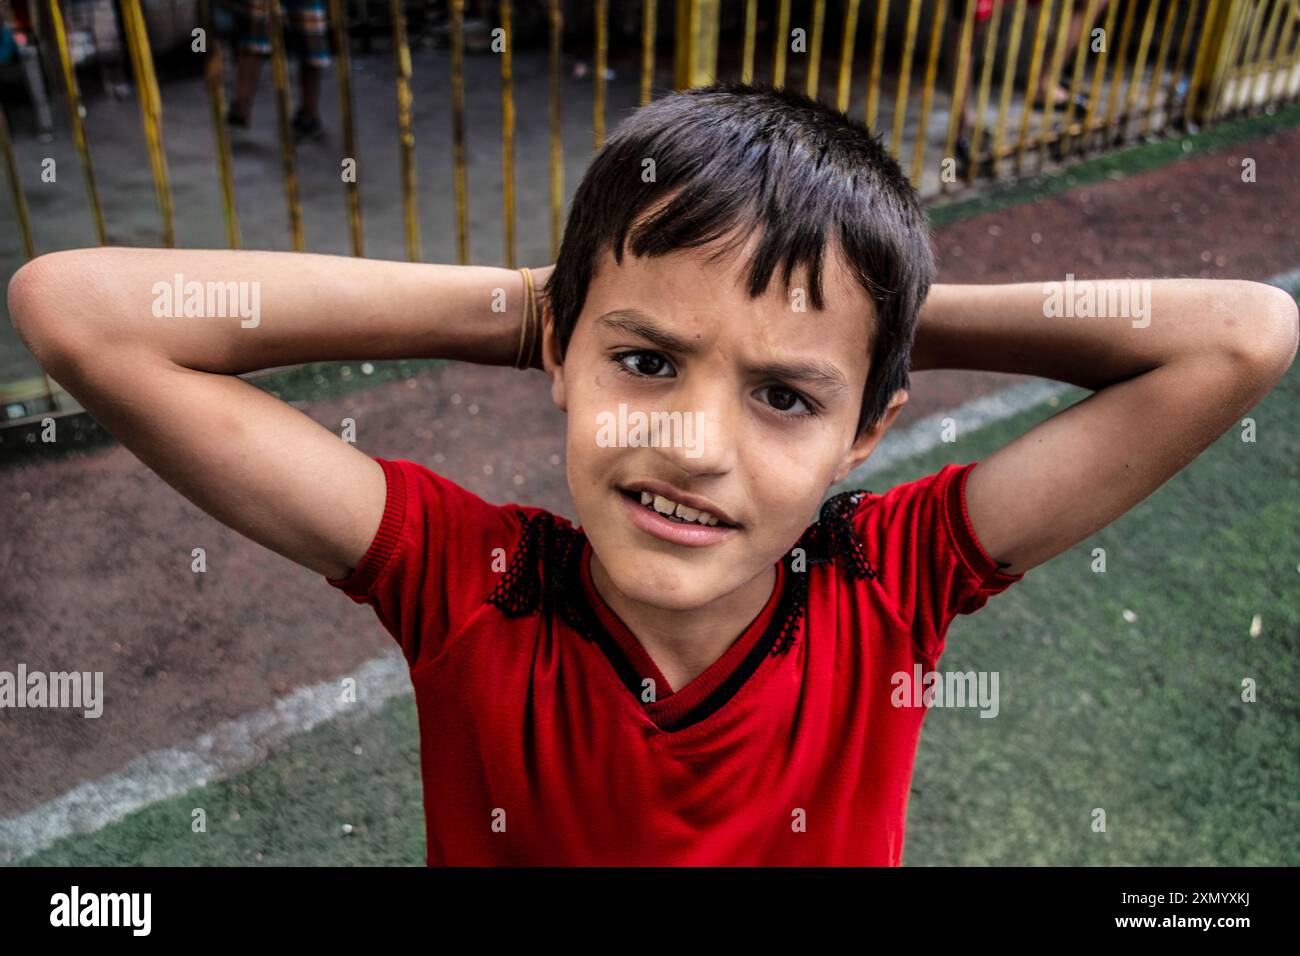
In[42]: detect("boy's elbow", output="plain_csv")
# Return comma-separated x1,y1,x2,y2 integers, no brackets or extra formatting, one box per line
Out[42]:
1229,282,1299,378
7,250,98,371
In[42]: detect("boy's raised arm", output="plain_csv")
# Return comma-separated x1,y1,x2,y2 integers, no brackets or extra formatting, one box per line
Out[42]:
7,247,541,580
910,278,1299,577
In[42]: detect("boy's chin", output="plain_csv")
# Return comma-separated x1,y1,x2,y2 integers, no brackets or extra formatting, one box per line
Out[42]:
596,550,735,613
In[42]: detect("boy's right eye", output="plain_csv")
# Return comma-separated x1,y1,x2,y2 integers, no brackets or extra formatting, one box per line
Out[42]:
613,349,676,378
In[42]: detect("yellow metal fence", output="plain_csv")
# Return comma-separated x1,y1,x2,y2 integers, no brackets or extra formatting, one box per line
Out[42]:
1,0,1298,424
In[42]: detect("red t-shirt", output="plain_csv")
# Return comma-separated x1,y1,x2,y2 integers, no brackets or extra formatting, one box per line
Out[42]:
327,457,1024,865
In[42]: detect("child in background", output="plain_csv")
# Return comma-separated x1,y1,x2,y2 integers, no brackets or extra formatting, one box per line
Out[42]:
222,0,331,141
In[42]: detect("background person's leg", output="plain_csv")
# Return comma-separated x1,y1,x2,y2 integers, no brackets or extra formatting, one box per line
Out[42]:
1037,0,1111,109
227,0,272,126
288,0,331,140
231,51,266,126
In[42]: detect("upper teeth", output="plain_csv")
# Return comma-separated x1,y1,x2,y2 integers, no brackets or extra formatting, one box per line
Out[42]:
640,491,720,526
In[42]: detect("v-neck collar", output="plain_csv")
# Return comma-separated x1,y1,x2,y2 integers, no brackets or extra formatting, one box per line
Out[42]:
578,540,787,732
483,491,876,732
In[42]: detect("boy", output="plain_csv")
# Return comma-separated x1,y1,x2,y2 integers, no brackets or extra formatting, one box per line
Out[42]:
7,82,1297,865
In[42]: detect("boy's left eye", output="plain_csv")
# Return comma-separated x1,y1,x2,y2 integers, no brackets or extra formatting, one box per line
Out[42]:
755,385,813,417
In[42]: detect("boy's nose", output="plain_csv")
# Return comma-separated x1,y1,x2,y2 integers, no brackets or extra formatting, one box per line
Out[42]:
653,387,739,477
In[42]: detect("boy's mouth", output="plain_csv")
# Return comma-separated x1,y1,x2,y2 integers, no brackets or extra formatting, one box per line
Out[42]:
616,483,739,528
616,483,740,547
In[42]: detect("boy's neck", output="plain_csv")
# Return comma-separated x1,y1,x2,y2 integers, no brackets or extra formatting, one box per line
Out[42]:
587,554,778,694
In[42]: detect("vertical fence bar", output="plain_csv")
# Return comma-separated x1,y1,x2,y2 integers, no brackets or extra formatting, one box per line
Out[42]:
1245,0,1283,110
865,0,889,129
200,0,239,249
267,0,304,250
120,0,175,247
1242,0,1284,108
1251,0,1289,109
1167,0,1208,133
1186,0,1227,128
49,0,107,244
911,0,947,183
1235,0,1274,113
742,0,757,84
0,103,34,259
1228,1,1260,115
501,0,516,266
1139,0,1178,138
1280,1,1300,102
1060,0,1099,156
1221,0,1259,115
1240,0,1276,106
942,0,977,193
1079,0,1117,154
550,0,564,259
1222,0,1263,115
675,0,690,86
1210,0,1253,121
966,0,1002,182
5,95,60,412
12,0,53,139
642,0,657,105
774,0,791,88
328,0,362,256
450,0,469,263
1,98,58,410
1289,2,1300,102
392,0,418,260
595,0,607,147
836,0,860,112
1118,0,1160,145
674,0,719,89
890,0,922,157
991,0,1027,173
1035,0,1074,167
1267,1,1299,103
807,0,826,98
1284,2,1300,103
1014,0,1053,174
1098,0,1138,148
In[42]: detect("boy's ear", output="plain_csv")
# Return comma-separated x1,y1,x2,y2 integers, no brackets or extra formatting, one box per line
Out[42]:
540,313,567,412
831,388,909,485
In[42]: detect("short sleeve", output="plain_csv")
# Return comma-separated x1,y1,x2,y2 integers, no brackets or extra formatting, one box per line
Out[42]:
325,458,531,670
852,461,1024,659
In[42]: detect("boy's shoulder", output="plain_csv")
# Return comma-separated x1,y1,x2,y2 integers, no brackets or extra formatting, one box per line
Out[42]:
839,461,1025,654
328,457,569,600
327,456,580,668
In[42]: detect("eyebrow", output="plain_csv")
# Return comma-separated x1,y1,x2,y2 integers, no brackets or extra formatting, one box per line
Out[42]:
597,308,851,395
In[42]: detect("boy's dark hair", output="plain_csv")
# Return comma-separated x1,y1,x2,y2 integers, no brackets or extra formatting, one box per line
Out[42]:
543,80,936,436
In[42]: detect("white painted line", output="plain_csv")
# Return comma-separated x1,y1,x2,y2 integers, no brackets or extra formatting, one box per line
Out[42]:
0,654,410,862
844,378,1075,482
5,272,1296,863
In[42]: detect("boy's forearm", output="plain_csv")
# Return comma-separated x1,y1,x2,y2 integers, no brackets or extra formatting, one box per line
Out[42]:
9,246,529,376
909,279,1299,389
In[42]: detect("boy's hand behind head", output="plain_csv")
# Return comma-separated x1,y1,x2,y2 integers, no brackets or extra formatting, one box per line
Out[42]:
530,264,556,372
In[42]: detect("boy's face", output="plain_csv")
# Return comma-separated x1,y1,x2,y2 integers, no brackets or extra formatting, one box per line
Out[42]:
544,232,908,612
